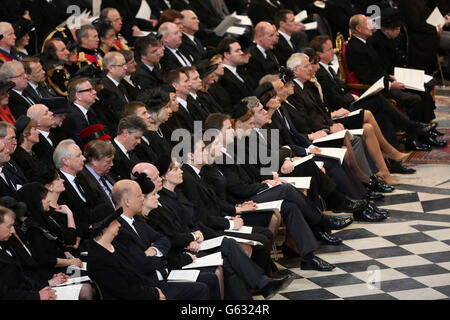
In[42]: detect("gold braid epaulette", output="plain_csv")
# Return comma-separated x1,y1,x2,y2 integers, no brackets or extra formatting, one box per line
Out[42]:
41,28,68,53
77,52,90,69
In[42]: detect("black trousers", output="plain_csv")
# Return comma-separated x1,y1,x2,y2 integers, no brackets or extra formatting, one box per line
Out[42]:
384,89,435,124
158,278,210,300
249,184,321,257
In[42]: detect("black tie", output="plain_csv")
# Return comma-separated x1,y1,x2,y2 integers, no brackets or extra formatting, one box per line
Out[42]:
328,66,338,80
175,50,191,66
100,176,112,194
117,83,130,103
132,220,143,239
1,168,16,190
86,108,98,125
74,176,86,199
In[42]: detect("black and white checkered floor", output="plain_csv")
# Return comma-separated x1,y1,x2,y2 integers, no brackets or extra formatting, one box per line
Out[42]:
263,164,450,300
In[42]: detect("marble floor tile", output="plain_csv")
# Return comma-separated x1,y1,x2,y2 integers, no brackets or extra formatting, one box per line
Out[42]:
334,259,390,273
326,283,384,298
400,241,450,255
344,237,397,250
290,267,347,279
395,264,450,277
421,198,450,212
414,273,450,287
388,288,448,300
377,255,433,268
351,268,409,283
281,288,339,300
278,278,321,293
359,246,413,259
383,232,437,245
316,250,371,264
423,229,450,241
307,273,364,288
378,201,424,213
418,192,450,202
378,278,427,293
420,251,450,263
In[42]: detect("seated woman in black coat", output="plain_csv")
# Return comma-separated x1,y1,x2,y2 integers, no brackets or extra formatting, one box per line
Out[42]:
87,205,166,300
17,182,83,274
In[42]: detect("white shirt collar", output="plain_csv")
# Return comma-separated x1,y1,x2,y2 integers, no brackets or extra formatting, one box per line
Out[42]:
278,30,291,42
183,32,196,43
120,214,135,227
12,89,23,95
107,75,120,87
114,137,130,159
319,62,334,77
176,97,188,110
355,36,367,44
144,63,154,72
60,170,76,184
74,103,89,116
187,163,201,177
28,82,39,91
189,92,197,100
37,129,50,137
224,64,237,74
293,78,304,89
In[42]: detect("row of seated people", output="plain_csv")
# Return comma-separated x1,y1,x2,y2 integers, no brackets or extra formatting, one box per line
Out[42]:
0,3,448,300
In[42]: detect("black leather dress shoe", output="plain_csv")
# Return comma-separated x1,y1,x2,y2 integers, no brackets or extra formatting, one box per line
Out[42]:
387,160,416,174
261,274,295,299
365,191,384,200
272,269,294,280
366,202,389,218
418,122,437,132
404,137,432,151
325,216,354,230
431,129,445,136
332,197,368,213
420,134,447,148
365,176,395,193
314,230,343,245
353,208,386,222
301,256,335,271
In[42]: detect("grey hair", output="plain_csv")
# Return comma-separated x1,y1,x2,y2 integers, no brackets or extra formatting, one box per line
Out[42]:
0,22,12,36
241,96,260,109
0,61,24,81
117,115,147,136
0,121,15,138
103,51,124,70
286,53,309,70
53,139,77,169
158,22,176,37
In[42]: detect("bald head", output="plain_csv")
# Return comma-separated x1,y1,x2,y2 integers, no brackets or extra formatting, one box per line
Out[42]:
349,14,373,39
181,10,199,35
27,104,54,130
254,22,277,49
132,162,163,191
111,180,143,215
158,22,182,49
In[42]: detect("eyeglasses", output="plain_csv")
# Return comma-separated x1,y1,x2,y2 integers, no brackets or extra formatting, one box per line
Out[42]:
111,64,127,68
10,72,27,79
77,87,96,93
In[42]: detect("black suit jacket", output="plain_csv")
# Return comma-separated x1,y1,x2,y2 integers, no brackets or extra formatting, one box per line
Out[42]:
316,63,355,109
78,166,115,209
189,0,223,28
57,169,93,239
245,45,280,84
180,164,233,231
11,147,54,182
160,47,193,72
197,90,224,114
110,139,140,181
87,240,159,300
60,103,100,148
131,61,164,90
187,94,209,122
115,215,170,281
31,133,56,169
0,244,45,300
248,0,283,25
273,33,294,67
170,102,196,132
180,33,207,62
7,90,36,119
133,135,159,164
346,36,390,87
217,67,253,106
121,78,141,101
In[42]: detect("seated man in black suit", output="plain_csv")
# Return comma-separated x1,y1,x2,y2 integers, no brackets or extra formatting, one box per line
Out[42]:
273,9,309,66
119,50,140,101
0,121,28,192
248,0,284,26
216,38,257,106
164,69,196,132
80,140,116,209
112,179,219,300
159,22,194,72
22,57,56,101
26,103,56,167
346,14,441,149
53,139,93,243
132,35,166,90
245,22,281,85
180,10,208,62
110,115,147,181
0,61,37,119
95,52,131,133
61,77,101,148
0,139,20,199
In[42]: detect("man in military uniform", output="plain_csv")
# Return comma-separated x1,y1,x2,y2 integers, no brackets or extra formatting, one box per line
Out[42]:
40,38,73,97
75,25,102,70
0,22,21,64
